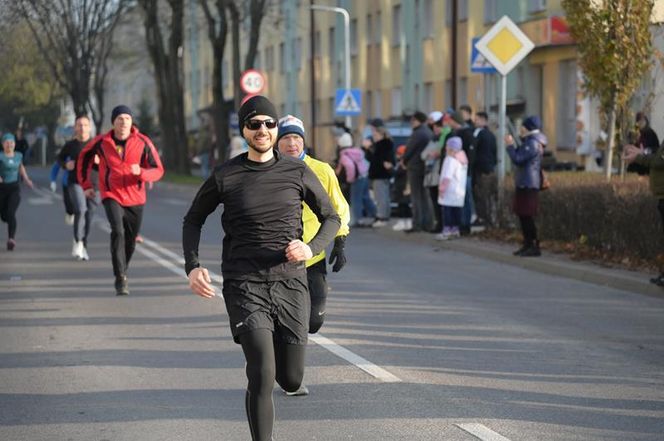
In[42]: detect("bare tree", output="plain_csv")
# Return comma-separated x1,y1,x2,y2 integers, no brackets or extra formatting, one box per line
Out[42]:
137,0,189,174
14,0,126,130
199,0,273,161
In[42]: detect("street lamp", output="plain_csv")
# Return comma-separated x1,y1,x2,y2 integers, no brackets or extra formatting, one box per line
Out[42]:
310,4,351,129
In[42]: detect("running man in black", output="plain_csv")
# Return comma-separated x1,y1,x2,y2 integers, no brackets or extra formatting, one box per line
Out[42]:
183,96,340,441
58,115,94,260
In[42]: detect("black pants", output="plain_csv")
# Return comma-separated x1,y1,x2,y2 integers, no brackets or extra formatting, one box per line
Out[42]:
63,185,75,215
518,215,538,245
102,199,143,277
0,183,20,239
239,329,306,441
427,186,442,232
307,259,328,334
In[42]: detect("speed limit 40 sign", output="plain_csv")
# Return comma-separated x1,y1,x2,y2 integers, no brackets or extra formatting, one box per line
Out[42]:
240,69,266,95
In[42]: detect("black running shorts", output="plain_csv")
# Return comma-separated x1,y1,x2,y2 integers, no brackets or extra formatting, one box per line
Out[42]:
222,275,310,345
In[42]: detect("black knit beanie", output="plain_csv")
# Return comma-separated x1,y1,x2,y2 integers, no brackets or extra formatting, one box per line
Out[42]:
111,105,133,124
238,95,278,129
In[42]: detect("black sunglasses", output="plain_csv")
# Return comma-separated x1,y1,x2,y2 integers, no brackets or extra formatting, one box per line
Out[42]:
245,118,278,130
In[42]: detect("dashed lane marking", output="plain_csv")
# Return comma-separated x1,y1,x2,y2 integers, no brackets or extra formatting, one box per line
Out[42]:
455,423,513,441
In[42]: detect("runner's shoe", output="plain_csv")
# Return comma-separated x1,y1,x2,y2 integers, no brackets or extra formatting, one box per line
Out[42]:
7,239,16,251
284,384,309,396
115,275,129,296
65,214,75,225
135,235,144,244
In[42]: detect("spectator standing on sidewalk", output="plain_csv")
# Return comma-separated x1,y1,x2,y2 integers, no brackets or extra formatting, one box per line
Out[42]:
627,112,659,176
363,118,395,227
624,138,664,286
336,133,376,227
473,111,498,226
402,111,434,233
437,136,468,240
421,111,449,233
392,144,412,231
506,116,546,257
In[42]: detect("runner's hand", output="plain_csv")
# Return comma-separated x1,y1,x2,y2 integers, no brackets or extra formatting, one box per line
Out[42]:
286,240,313,263
25,178,34,189
65,160,75,171
84,188,96,199
131,164,141,175
188,267,216,298
328,236,347,272
50,181,57,192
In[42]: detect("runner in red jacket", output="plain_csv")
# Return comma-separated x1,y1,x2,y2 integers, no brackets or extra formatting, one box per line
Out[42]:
77,105,164,295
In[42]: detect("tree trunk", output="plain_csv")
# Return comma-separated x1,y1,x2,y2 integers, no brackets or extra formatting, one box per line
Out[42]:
140,0,190,175
228,3,242,109
605,101,618,182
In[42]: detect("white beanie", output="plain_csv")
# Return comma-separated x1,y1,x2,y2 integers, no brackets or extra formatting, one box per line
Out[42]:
337,133,353,148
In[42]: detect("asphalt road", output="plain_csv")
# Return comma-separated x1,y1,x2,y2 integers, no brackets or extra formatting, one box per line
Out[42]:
1,168,663,441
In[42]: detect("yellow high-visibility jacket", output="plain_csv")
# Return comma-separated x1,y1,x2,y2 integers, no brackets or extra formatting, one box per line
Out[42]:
303,154,350,267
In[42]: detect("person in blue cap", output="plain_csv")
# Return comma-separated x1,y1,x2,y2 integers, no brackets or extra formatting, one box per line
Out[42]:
0,133,34,250
505,116,547,257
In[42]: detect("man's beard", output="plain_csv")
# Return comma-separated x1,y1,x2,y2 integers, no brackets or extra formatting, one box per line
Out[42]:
247,140,273,154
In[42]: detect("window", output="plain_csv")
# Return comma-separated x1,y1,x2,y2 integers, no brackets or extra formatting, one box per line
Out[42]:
365,90,373,119
374,90,383,117
265,46,274,72
459,77,468,106
222,61,229,87
423,0,433,38
484,0,498,23
391,87,402,116
557,60,577,149
350,18,358,55
375,11,382,44
528,0,547,13
329,27,336,64
254,50,261,70
392,5,401,46
459,0,468,21
444,79,452,110
328,97,335,120
414,83,420,110
314,31,321,58
446,0,452,26
294,37,302,70
279,42,285,73
366,14,373,46
423,82,433,113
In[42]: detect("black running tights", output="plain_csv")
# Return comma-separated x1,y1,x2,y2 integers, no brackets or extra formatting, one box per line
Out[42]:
239,329,306,441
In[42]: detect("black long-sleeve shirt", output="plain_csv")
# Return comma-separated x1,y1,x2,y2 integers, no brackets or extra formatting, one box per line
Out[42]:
182,151,341,281
58,139,86,185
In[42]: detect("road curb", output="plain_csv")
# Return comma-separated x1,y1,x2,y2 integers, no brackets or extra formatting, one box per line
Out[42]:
372,225,664,299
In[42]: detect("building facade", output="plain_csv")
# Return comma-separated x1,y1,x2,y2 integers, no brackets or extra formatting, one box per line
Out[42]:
182,0,664,164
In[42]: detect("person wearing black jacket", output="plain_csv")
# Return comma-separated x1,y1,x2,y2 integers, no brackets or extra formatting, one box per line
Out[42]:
58,115,94,260
473,111,497,226
402,111,434,232
363,118,395,227
183,96,340,441
628,112,660,176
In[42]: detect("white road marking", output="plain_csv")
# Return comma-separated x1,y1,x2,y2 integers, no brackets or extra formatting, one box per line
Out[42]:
310,334,402,382
93,221,401,382
455,423,513,441
27,198,54,205
161,198,188,206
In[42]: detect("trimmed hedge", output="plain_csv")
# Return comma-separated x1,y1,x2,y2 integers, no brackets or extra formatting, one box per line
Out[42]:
499,172,661,262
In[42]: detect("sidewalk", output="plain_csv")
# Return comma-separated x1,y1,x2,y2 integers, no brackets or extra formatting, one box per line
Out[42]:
372,222,664,299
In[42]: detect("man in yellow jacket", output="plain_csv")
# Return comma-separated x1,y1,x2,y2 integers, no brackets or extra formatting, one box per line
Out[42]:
276,115,350,395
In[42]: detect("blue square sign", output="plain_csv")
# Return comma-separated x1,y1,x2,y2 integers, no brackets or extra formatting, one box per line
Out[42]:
335,89,362,116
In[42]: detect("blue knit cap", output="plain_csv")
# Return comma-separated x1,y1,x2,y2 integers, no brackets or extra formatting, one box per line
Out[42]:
277,115,305,143
522,116,541,131
1,133,16,143
111,105,133,124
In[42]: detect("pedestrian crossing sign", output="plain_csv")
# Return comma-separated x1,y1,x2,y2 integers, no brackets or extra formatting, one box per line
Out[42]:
335,89,362,116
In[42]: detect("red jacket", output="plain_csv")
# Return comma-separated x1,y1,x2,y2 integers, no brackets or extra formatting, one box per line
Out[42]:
77,127,164,206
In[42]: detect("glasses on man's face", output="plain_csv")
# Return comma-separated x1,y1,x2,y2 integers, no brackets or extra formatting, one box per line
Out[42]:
245,118,278,130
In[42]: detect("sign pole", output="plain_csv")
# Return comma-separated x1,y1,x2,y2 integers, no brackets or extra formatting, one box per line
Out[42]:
498,73,507,211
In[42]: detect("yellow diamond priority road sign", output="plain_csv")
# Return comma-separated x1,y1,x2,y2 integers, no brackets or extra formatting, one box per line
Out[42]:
475,16,534,76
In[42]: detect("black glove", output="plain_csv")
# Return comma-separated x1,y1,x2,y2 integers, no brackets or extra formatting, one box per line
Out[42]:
328,236,347,272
